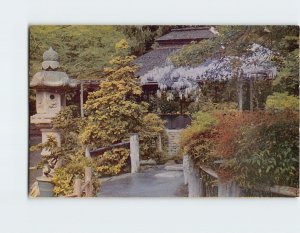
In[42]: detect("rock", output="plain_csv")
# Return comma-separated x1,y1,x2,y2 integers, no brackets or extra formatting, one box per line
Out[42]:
165,164,183,171
140,159,157,166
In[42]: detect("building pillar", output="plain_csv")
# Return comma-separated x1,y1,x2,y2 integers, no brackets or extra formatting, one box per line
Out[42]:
249,77,254,111
237,76,243,112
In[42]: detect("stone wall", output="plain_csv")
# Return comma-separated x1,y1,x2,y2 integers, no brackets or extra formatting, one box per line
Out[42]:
166,129,182,157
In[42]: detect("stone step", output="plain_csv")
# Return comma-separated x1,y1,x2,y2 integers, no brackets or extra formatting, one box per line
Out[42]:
165,164,183,171
166,129,182,157
140,159,157,166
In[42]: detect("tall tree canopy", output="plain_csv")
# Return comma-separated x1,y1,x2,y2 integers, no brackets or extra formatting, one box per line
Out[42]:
29,25,126,79
117,25,196,56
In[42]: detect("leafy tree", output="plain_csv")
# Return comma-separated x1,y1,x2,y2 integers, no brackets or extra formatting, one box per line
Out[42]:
79,39,167,175
79,39,147,147
116,26,159,56
118,25,196,56
273,49,299,96
222,111,299,188
29,25,126,80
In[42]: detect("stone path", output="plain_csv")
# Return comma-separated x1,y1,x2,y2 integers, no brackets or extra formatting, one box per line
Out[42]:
97,165,187,197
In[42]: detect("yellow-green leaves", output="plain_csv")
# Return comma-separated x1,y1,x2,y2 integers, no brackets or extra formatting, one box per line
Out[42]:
115,39,129,50
80,40,146,148
266,92,299,111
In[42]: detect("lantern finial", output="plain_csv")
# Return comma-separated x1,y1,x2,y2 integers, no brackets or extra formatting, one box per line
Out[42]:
42,47,60,70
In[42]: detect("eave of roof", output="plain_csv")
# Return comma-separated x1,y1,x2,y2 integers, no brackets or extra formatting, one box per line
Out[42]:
156,27,216,42
134,47,180,76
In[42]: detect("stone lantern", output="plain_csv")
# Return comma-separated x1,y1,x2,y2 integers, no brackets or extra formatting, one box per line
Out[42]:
30,47,78,196
31,47,77,124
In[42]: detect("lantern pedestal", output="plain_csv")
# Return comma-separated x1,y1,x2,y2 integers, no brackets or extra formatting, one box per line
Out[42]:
36,176,54,197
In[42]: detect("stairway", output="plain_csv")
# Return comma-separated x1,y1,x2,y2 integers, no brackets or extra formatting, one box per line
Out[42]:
166,129,182,157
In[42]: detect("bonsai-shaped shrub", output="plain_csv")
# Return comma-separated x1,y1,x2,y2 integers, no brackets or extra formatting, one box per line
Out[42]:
80,39,167,175
30,105,100,196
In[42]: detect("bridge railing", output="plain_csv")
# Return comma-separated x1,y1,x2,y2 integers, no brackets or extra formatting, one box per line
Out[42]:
67,167,93,197
183,155,299,197
86,133,140,174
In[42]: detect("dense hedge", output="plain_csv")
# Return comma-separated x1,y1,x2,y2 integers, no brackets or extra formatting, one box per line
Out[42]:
180,108,299,189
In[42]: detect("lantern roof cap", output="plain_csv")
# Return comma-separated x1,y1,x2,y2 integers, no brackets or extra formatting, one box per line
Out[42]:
43,47,59,62
42,47,60,70
30,47,78,88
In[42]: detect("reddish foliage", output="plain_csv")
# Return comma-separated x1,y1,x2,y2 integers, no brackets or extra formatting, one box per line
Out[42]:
213,111,257,159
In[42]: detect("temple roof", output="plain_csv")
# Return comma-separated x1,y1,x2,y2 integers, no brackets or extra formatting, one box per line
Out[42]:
140,44,277,96
134,27,217,76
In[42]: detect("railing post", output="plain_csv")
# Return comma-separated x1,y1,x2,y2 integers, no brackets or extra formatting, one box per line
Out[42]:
218,179,240,197
157,134,162,152
74,178,82,197
183,155,189,185
130,133,140,173
85,167,93,197
187,156,204,197
85,147,91,158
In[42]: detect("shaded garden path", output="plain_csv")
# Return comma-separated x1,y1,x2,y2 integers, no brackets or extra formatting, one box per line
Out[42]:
97,165,187,197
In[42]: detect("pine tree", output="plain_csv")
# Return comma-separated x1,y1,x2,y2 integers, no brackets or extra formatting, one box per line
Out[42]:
79,39,147,147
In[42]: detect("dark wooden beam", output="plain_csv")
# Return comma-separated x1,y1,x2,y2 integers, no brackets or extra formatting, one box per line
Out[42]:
89,142,130,157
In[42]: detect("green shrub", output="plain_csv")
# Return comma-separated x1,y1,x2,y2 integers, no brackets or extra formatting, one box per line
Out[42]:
140,113,168,163
95,148,130,177
52,154,99,196
30,106,100,196
180,111,219,168
266,92,299,111
224,110,299,188
180,109,299,189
